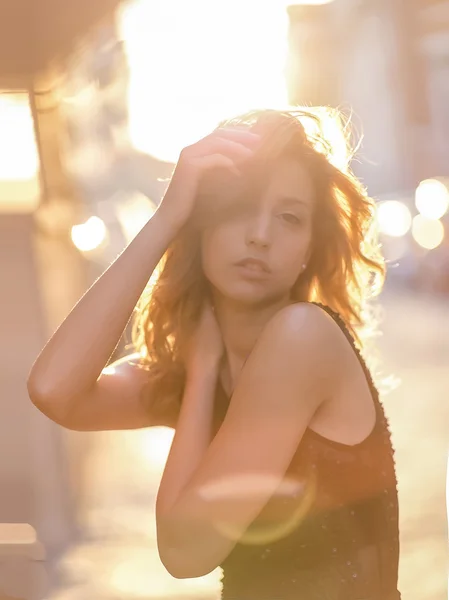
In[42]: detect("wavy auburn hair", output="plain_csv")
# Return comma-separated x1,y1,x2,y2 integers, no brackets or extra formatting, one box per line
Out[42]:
131,108,386,420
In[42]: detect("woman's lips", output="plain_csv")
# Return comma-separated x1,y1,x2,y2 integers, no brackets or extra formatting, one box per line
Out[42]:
235,258,270,277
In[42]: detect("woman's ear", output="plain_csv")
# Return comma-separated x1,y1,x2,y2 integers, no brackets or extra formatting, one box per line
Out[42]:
304,246,312,269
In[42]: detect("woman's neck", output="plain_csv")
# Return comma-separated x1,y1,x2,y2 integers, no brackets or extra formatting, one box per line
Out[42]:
212,294,292,393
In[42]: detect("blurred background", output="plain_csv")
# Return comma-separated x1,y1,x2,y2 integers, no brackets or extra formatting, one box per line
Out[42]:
0,0,448,598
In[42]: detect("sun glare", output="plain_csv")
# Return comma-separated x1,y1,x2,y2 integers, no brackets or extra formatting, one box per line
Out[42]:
118,0,292,162
0,95,39,181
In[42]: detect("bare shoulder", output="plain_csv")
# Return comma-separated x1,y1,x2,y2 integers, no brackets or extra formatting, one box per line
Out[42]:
256,302,355,393
263,302,348,353
271,301,336,329
252,303,376,442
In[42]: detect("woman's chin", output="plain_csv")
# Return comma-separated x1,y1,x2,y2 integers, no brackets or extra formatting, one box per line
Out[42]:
219,282,282,308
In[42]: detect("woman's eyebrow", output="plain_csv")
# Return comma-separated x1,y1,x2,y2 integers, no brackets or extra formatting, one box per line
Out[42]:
279,196,312,211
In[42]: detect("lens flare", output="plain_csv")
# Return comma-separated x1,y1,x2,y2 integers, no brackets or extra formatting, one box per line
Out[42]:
198,471,317,545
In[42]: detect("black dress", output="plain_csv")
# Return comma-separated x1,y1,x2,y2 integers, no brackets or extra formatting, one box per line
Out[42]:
212,303,401,600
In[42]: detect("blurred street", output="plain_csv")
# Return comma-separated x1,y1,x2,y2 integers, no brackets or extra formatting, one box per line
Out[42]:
1,2,449,600
46,288,449,600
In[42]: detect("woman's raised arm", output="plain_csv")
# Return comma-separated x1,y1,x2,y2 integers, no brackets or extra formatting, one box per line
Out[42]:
27,127,260,431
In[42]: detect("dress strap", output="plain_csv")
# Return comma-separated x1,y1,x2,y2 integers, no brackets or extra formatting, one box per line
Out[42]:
309,301,380,402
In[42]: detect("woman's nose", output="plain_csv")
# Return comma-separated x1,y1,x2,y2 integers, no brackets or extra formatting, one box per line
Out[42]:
245,210,272,248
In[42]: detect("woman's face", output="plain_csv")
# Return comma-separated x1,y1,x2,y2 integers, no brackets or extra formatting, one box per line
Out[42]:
201,156,315,307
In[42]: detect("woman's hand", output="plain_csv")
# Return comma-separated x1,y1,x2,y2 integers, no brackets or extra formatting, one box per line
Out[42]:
156,127,261,234
186,302,224,375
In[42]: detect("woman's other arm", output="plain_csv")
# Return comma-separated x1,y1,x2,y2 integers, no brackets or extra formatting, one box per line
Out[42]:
156,303,349,578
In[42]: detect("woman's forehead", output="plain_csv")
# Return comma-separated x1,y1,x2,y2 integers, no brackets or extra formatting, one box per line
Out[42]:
196,154,315,209
247,155,315,203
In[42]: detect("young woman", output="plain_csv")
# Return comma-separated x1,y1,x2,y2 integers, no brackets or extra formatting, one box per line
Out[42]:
28,108,401,599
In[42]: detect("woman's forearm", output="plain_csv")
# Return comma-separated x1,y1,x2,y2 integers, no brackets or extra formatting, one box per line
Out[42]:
27,209,179,406
156,364,219,518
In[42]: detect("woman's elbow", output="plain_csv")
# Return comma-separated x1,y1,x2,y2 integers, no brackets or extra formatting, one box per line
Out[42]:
156,513,223,579
27,379,77,429
28,379,60,418
157,534,217,580
158,547,209,580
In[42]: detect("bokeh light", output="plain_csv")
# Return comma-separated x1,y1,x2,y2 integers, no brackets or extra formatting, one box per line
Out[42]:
380,235,410,264
411,214,445,250
415,179,449,220
71,216,108,252
377,200,412,237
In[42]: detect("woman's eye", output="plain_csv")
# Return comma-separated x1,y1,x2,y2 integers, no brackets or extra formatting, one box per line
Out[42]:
280,213,302,225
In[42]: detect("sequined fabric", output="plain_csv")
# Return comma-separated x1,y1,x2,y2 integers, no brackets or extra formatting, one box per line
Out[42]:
212,303,401,600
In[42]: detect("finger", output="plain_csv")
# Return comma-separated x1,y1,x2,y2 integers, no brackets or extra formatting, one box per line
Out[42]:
194,153,241,177
200,136,255,164
212,127,262,148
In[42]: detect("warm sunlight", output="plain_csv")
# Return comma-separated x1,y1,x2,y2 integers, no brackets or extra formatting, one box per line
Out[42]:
140,427,174,472
115,192,157,243
0,94,41,213
118,0,292,162
0,95,39,181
